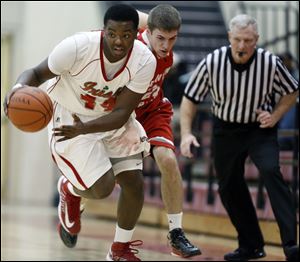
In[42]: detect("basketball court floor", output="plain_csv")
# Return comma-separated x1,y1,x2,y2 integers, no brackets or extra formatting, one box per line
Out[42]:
1,203,285,261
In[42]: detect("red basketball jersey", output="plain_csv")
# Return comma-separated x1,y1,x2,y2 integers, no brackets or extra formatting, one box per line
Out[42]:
135,30,173,117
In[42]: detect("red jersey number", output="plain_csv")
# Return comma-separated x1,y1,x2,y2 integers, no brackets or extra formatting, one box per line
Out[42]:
81,94,96,110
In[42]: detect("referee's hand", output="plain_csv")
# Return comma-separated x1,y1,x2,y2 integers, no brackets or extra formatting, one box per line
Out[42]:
256,109,276,128
180,134,200,158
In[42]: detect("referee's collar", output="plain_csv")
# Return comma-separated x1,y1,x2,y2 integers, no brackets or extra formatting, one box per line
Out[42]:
227,47,257,72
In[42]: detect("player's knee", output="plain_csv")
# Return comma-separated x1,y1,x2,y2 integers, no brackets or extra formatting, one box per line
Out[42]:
89,181,115,199
87,170,116,199
117,170,144,194
157,155,175,170
154,147,177,170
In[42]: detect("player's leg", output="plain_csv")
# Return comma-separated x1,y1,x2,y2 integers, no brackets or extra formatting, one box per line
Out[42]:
49,107,117,248
106,154,144,261
140,99,201,258
153,146,183,215
153,145,201,258
57,169,116,248
115,170,144,230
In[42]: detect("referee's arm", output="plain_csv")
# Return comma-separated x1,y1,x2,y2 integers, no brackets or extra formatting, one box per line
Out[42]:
257,91,298,128
272,91,299,122
180,96,200,158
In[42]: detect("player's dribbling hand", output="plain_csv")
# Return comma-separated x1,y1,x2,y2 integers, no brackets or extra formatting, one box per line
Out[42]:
53,114,86,142
180,134,200,158
3,84,25,116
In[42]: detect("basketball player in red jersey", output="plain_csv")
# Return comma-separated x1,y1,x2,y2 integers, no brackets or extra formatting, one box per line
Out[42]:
114,5,201,258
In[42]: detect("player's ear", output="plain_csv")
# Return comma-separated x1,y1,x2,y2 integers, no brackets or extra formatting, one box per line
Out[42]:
146,28,152,36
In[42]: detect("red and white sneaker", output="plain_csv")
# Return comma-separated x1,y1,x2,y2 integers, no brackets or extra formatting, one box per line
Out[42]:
106,240,143,261
57,176,81,247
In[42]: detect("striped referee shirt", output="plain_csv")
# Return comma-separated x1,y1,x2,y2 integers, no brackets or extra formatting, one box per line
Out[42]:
184,46,299,123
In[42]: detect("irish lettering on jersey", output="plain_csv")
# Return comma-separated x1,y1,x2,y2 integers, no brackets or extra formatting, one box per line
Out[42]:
80,81,123,112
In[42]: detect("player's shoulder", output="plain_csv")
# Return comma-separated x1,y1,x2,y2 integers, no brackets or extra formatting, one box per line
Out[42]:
72,31,100,44
133,39,151,54
132,39,156,64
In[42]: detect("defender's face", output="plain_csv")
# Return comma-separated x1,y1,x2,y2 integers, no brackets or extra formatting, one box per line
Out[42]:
147,28,178,58
103,20,137,62
228,25,259,64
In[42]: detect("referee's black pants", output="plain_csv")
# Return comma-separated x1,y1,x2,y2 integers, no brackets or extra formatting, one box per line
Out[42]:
212,117,297,250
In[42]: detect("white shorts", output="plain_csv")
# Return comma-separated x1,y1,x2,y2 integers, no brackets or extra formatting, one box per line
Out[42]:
48,103,149,190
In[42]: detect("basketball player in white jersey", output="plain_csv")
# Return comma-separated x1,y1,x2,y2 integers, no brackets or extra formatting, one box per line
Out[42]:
4,4,156,261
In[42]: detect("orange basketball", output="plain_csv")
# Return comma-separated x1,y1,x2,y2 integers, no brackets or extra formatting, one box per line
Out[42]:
7,86,53,132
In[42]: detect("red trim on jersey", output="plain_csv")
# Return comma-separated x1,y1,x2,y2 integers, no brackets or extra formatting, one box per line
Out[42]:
100,31,133,82
138,29,149,48
50,105,88,190
57,153,88,190
125,66,131,81
50,133,70,184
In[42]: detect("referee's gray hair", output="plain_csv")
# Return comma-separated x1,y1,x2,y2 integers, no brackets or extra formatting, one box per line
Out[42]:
229,14,258,34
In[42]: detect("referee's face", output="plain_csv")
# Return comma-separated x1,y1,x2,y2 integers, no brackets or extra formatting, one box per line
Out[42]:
228,25,259,64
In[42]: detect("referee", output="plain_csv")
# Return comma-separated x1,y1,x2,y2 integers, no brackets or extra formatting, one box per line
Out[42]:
180,14,299,261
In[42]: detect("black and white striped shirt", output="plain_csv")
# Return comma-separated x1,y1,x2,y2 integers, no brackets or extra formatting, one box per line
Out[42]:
184,46,299,123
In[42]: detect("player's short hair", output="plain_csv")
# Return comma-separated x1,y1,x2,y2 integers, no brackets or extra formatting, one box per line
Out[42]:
148,4,181,32
104,4,139,30
229,14,258,34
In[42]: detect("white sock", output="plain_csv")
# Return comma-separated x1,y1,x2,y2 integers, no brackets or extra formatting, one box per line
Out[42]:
167,212,183,231
114,224,134,243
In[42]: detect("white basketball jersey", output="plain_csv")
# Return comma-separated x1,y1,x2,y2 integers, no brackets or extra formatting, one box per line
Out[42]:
47,31,156,117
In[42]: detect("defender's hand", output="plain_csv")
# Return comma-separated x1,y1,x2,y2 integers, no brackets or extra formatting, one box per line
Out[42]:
110,121,141,155
53,114,86,142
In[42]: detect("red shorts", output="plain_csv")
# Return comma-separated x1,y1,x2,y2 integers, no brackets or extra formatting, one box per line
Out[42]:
136,98,175,151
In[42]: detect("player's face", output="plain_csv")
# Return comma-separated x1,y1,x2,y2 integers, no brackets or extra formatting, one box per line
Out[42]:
147,28,178,58
228,25,259,64
103,20,137,62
